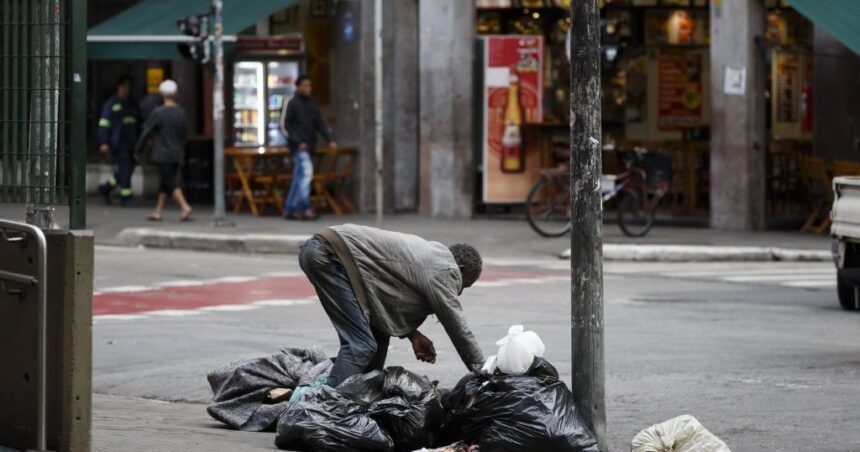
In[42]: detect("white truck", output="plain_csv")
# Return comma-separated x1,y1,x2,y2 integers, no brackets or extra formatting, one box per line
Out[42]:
831,176,860,310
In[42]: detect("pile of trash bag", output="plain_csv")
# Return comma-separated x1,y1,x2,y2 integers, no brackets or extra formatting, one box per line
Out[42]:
275,366,444,452
206,347,332,431
208,332,597,452
441,357,599,452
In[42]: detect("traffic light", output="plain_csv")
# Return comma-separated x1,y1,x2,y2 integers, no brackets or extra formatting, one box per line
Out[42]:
177,13,210,63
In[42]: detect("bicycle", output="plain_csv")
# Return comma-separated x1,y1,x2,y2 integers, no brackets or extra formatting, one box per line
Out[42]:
525,147,672,238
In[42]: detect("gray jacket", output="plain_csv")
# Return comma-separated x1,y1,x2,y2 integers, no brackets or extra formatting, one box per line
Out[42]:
321,224,484,371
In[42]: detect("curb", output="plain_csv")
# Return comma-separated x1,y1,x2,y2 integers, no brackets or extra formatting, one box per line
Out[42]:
560,244,831,262
117,227,832,262
115,228,310,254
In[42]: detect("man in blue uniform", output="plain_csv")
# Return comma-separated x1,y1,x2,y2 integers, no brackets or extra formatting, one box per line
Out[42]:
97,75,140,205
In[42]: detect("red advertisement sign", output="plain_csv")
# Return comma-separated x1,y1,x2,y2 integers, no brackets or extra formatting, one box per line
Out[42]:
482,35,544,204
658,48,703,130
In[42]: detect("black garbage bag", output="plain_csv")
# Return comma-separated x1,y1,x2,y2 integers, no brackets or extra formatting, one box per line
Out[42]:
206,347,332,431
367,367,446,451
441,358,599,452
275,382,394,452
275,367,446,451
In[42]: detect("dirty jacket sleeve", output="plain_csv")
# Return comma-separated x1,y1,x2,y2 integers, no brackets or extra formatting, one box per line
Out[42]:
427,272,485,371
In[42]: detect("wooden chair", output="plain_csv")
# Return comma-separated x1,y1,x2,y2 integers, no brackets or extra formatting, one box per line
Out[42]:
309,148,341,214
328,148,358,214
832,160,860,177
799,156,833,235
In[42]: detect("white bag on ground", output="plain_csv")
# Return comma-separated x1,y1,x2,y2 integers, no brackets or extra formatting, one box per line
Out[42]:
631,415,731,452
495,325,545,375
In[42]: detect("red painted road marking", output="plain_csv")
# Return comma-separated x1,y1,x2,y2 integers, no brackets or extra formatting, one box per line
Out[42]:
93,269,563,316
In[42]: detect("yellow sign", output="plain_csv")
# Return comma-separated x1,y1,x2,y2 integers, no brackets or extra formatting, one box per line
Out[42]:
146,67,164,94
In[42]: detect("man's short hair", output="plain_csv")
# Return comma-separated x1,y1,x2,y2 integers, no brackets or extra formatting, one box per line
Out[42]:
449,244,482,288
295,75,310,87
116,75,132,87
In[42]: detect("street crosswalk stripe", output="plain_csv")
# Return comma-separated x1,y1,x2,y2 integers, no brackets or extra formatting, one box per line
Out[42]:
198,305,262,312
722,274,833,283
93,314,146,321
154,280,206,287
262,271,305,277
208,276,258,283
252,299,315,306
782,280,836,288
146,310,201,316
661,268,834,278
96,285,150,293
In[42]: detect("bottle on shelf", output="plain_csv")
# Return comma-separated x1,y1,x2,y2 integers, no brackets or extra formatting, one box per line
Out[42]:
501,73,525,173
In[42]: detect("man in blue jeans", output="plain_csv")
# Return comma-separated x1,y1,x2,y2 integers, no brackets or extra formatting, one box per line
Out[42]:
298,224,486,387
281,75,336,220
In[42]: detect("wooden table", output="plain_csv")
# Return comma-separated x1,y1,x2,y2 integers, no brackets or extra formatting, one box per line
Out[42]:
225,146,290,216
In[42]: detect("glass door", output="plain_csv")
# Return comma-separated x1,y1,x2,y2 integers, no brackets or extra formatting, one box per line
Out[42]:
233,61,265,146
266,61,300,146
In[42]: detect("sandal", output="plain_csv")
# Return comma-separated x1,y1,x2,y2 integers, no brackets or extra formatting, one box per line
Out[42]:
179,209,193,222
147,215,162,222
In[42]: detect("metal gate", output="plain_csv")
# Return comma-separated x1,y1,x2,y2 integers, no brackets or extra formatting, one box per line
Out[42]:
0,0,87,229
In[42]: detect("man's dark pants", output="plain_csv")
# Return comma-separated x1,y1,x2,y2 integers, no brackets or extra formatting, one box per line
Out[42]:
299,236,389,387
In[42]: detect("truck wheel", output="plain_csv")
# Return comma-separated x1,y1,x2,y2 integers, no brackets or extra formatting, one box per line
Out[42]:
837,270,860,311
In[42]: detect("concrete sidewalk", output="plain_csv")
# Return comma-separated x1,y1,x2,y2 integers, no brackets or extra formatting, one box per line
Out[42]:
0,199,831,261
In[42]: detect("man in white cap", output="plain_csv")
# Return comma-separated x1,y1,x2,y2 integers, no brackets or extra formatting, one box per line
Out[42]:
135,79,193,221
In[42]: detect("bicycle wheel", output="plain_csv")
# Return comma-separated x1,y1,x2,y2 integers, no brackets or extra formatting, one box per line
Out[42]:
526,178,571,238
617,189,655,238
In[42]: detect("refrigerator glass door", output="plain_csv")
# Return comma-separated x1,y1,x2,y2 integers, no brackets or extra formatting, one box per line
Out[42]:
233,61,265,146
266,61,300,146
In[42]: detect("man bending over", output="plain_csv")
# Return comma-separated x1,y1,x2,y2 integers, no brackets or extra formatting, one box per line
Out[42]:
298,224,485,387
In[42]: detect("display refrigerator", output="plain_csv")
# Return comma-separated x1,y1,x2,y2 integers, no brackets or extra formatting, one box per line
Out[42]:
232,60,301,147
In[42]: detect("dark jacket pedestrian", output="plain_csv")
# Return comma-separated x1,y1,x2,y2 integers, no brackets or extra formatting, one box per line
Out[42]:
134,80,193,222
281,91,334,153
97,75,139,204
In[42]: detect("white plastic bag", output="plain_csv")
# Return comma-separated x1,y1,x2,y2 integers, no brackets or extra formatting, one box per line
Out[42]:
631,415,731,452
495,325,545,375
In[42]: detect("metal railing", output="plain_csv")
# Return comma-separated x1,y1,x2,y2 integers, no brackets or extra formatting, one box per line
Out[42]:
0,0,87,229
0,219,48,452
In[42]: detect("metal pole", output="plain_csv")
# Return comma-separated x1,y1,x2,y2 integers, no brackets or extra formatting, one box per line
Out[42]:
373,0,384,226
569,1,606,450
0,220,48,452
212,0,227,226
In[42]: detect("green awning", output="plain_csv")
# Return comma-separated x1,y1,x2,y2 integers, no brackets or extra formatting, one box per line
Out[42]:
88,0,297,60
787,0,860,55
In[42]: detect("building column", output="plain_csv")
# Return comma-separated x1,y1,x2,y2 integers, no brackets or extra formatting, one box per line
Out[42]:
418,0,475,218
709,0,766,230
383,0,419,212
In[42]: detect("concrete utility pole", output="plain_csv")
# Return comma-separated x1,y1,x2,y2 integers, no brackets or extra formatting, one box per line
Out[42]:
569,1,606,449
373,0,384,226
212,0,227,226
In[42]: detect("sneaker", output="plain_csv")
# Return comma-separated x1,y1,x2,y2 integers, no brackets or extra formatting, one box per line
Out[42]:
98,183,112,205
284,211,304,221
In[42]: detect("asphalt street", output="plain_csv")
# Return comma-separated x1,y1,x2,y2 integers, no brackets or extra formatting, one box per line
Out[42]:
91,245,860,451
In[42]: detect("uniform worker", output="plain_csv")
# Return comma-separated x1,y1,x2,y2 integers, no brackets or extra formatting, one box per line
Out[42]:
97,75,140,206
298,224,486,387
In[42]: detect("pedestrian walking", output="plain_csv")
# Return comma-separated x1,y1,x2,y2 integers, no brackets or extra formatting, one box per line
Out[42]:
280,75,337,221
298,224,485,387
97,75,140,206
134,79,193,222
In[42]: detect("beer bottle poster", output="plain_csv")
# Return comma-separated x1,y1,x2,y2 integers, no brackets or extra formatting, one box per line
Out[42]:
481,35,544,204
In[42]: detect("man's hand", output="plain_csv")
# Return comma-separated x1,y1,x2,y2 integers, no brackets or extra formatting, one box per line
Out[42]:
329,141,337,149
99,143,110,155
408,330,436,364
299,142,308,150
